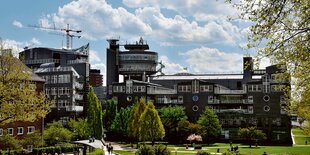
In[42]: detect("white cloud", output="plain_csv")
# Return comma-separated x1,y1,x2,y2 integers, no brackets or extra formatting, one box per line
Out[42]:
123,0,238,21
183,47,243,73
38,0,243,46
135,7,241,45
91,63,106,86
89,50,101,62
42,0,151,40
159,55,184,74
2,39,24,57
30,38,41,45
12,20,23,28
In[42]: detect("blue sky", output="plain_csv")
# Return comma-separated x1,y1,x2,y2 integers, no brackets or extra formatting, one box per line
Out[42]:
0,0,269,85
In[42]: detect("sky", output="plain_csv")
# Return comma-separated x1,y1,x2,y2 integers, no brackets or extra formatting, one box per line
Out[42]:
0,0,270,86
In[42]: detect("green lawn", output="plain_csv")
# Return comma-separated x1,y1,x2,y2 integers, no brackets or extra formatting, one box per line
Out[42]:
114,143,310,155
292,128,310,145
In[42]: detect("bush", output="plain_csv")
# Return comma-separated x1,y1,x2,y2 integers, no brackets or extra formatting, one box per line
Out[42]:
136,144,171,155
196,151,210,155
154,144,170,155
136,144,155,155
32,145,77,154
89,148,105,155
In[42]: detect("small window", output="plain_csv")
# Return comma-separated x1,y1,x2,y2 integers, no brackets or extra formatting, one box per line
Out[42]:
192,95,199,102
27,145,33,152
264,105,270,112
178,96,183,103
192,105,199,111
263,95,270,102
0,128,3,136
27,126,35,134
17,127,24,135
8,128,14,136
248,96,253,103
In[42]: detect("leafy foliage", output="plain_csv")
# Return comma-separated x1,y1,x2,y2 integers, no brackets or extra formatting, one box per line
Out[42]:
20,131,43,148
68,118,91,140
136,144,171,155
43,121,73,146
139,102,165,143
128,97,146,141
0,134,21,150
197,107,221,142
238,126,266,147
177,120,204,143
226,0,310,133
87,86,103,139
0,41,50,124
159,105,188,143
110,106,132,138
103,97,118,130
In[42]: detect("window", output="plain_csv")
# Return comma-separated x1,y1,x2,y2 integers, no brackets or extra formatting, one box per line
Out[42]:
51,87,57,95
113,85,125,93
0,128,3,136
192,80,199,94
178,96,183,103
264,105,270,112
248,85,262,92
27,145,33,152
192,105,199,111
200,85,213,92
248,96,253,103
27,126,35,134
248,106,253,114
17,127,24,135
263,95,270,102
8,128,13,136
51,75,57,83
208,96,214,103
178,85,191,92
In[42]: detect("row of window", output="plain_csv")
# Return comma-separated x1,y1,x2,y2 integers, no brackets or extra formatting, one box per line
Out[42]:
113,85,147,93
178,85,213,93
41,74,71,84
45,87,71,96
0,126,35,136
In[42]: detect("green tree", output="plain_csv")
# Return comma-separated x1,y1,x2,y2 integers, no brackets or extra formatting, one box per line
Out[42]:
44,121,73,146
159,105,188,143
139,102,165,145
68,118,91,140
128,97,147,141
103,97,118,130
20,131,42,148
177,120,204,144
226,0,309,131
0,134,21,150
238,127,266,148
110,106,132,139
87,86,103,139
197,107,221,143
0,40,50,124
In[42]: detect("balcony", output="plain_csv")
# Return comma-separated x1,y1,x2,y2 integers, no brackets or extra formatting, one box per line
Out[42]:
215,109,253,114
219,99,253,104
147,87,177,95
74,94,83,100
34,66,75,73
67,59,88,64
23,58,60,65
214,88,246,94
74,82,84,90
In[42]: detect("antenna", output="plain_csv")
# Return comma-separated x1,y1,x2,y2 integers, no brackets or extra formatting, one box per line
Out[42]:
28,23,82,49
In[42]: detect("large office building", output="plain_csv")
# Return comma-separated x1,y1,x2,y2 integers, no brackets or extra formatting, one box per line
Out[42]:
19,44,90,123
106,38,292,144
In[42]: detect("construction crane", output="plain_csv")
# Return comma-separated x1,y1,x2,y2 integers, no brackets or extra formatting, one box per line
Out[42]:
28,23,82,49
